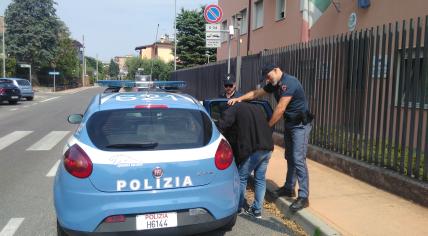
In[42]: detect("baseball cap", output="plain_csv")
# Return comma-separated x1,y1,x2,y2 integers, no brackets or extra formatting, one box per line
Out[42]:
223,74,235,85
260,63,277,82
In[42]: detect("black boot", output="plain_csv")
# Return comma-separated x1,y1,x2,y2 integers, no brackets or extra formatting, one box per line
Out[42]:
290,197,309,211
275,186,296,198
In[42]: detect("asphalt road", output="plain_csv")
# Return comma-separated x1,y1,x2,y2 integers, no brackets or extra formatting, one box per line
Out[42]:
0,87,292,236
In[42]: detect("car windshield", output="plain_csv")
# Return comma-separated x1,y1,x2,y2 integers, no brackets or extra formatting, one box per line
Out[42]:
86,108,213,151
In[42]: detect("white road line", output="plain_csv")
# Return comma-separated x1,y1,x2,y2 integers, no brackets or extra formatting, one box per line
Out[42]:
0,131,33,151
46,160,61,177
40,97,59,103
26,131,70,151
22,106,29,108
9,108,18,111
0,218,24,236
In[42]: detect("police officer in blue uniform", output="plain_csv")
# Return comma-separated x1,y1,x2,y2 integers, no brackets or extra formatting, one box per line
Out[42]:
228,64,313,211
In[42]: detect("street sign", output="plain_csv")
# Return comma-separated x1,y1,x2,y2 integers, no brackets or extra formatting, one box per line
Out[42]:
20,64,31,68
204,4,223,24
205,23,221,48
49,71,60,75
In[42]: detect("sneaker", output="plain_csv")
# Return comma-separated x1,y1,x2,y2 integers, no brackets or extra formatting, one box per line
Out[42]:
275,186,296,198
237,201,250,215
244,207,262,219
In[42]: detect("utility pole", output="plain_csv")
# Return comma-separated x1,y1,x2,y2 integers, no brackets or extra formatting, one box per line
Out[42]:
1,16,5,78
235,13,242,90
174,0,177,71
96,54,99,82
150,24,160,80
82,35,85,87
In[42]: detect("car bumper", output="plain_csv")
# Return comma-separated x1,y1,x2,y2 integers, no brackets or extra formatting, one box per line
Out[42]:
60,213,235,236
0,94,21,101
21,91,34,98
54,165,240,233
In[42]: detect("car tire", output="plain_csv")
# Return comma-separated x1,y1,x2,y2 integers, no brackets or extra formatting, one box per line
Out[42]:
220,213,237,231
57,221,67,236
8,100,18,105
27,97,34,101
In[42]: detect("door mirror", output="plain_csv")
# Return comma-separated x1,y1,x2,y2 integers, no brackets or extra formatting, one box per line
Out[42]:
67,114,83,124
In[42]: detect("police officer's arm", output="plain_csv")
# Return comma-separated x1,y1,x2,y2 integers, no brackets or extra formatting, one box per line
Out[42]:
268,96,291,127
227,88,267,105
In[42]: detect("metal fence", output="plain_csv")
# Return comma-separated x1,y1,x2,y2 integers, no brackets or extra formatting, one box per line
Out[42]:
172,16,428,182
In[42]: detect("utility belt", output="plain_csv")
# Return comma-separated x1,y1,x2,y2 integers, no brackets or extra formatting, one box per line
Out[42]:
284,110,315,126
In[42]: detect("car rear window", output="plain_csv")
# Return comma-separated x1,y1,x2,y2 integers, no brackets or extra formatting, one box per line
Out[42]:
87,108,213,151
17,80,30,86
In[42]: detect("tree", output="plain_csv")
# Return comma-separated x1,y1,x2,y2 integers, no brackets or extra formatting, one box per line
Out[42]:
54,20,80,80
109,59,119,79
125,57,173,81
176,7,216,68
85,56,105,83
5,0,61,72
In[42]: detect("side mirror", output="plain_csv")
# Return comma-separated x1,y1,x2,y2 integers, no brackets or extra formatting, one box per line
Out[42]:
67,114,83,124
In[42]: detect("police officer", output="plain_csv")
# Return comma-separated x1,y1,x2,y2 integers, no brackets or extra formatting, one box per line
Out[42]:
228,63,313,211
220,74,242,99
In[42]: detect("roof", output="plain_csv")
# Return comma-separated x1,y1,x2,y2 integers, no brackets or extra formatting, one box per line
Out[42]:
98,91,199,111
135,41,174,51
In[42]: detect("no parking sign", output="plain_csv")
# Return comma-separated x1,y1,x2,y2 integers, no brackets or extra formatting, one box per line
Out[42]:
204,4,223,24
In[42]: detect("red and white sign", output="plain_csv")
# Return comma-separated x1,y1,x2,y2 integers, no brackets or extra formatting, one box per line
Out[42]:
204,4,223,24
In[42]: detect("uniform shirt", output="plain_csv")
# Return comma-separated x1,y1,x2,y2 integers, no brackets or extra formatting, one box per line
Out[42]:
263,73,309,119
218,102,274,164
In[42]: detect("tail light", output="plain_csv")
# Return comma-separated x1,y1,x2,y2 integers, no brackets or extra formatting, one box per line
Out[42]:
64,144,93,178
0,88,5,94
215,139,234,170
104,215,126,223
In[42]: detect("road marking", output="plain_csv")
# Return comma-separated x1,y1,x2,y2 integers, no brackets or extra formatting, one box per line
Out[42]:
26,131,70,151
0,218,24,236
22,105,29,108
0,131,33,151
46,160,61,177
40,97,59,103
9,108,18,111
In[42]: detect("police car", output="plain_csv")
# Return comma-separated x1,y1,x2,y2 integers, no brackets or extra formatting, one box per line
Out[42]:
54,81,240,235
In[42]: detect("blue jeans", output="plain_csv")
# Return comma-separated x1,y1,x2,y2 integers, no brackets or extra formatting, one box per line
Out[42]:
284,123,312,198
238,150,272,212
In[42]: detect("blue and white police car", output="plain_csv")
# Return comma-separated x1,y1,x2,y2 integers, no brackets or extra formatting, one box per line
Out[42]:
54,81,239,235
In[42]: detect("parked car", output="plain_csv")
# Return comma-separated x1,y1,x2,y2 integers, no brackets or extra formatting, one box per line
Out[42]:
1,78,34,100
54,81,240,235
0,79,22,105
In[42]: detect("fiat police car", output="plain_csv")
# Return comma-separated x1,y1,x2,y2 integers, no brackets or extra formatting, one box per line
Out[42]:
54,81,240,235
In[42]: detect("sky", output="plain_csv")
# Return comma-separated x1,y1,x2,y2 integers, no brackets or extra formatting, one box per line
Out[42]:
0,0,217,62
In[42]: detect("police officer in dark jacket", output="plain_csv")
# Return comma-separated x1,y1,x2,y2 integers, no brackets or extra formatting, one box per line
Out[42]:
219,74,242,99
218,102,273,218
228,64,313,211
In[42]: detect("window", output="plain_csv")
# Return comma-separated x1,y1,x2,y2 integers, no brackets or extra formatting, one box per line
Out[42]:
276,0,286,20
239,8,248,34
87,108,213,151
396,47,427,108
221,20,228,42
253,0,264,29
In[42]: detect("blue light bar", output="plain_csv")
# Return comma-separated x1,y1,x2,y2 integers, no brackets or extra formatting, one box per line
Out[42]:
96,80,186,89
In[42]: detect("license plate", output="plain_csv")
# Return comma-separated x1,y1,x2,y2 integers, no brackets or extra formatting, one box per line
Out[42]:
136,212,177,230
11,96,18,99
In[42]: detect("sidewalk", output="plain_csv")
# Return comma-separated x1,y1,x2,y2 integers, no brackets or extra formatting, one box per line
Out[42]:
266,145,428,236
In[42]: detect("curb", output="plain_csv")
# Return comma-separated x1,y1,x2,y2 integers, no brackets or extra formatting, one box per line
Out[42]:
264,180,341,236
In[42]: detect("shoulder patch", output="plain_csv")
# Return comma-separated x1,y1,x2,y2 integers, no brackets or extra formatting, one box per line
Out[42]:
281,85,287,91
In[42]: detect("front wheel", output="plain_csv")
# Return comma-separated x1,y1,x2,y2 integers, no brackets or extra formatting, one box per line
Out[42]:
26,97,34,101
8,100,18,105
57,221,67,236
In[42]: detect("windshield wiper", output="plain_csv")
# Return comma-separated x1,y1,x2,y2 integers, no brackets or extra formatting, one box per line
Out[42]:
106,142,158,149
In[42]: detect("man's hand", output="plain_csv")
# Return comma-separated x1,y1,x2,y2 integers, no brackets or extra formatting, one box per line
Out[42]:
227,98,241,106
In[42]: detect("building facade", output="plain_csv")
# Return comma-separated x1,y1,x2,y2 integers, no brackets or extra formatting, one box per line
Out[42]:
135,35,174,63
217,0,428,60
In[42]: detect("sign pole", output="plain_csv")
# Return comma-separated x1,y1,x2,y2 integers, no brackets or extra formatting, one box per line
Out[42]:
53,68,56,92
